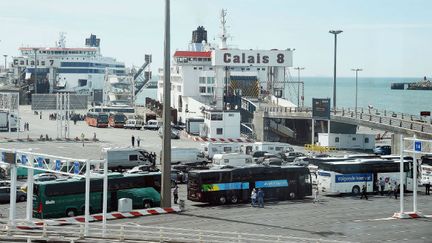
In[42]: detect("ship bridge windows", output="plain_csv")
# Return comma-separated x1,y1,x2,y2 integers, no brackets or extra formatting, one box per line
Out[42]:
78,79,87,87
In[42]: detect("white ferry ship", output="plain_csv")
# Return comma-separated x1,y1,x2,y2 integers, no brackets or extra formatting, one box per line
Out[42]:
12,33,126,97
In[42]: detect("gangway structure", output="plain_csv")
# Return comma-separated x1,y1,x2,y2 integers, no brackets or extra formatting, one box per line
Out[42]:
133,54,152,95
0,148,108,237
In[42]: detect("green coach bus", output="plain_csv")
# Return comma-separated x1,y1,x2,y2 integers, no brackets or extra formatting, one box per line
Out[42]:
33,172,161,219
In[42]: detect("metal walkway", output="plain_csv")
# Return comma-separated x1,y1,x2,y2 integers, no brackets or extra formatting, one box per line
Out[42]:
260,106,432,139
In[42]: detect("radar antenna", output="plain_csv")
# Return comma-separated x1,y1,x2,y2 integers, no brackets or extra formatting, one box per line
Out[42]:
57,32,66,48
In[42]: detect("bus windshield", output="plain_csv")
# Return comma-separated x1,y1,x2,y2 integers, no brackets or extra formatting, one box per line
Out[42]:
98,114,109,123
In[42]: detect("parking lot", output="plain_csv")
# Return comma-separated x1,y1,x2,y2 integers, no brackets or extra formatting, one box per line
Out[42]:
0,106,431,242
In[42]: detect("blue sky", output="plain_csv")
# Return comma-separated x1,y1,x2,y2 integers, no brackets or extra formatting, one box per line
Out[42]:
1,0,431,77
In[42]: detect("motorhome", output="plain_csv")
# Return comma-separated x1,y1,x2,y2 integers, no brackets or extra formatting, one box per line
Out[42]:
212,153,253,167
203,142,241,159
102,147,151,171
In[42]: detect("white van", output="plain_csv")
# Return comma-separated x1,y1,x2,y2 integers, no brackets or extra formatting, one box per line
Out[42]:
163,148,207,165
102,147,151,171
124,119,145,130
212,153,253,167
143,119,162,130
203,142,241,159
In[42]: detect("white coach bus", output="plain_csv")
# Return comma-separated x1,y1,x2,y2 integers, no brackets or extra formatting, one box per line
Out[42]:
317,159,414,195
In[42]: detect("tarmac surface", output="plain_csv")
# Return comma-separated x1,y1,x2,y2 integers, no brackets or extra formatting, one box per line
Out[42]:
0,106,431,242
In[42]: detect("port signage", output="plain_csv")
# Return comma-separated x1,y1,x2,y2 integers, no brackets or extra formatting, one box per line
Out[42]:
420,111,431,116
312,98,331,120
212,49,293,67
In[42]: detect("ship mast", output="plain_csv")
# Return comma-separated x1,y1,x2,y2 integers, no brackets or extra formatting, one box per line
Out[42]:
218,9,230,49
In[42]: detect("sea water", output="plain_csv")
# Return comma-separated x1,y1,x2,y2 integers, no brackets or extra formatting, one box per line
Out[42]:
136,77,431,116
301,77,431,115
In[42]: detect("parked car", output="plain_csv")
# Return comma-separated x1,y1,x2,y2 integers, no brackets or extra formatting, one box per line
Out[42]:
143,120,162,130
0,180,11,187
171,169,185,184
127,164,159,174
285,152,306,162
0,187,27,203
373,145,392,155
158,127,180,139
34,173,58,182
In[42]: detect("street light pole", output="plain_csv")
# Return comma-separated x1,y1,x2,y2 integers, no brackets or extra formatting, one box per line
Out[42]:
329,30,343,113
161,0,172,208
351,68,363,118
33,48,39,94
294,67,304,108
3,55,7,71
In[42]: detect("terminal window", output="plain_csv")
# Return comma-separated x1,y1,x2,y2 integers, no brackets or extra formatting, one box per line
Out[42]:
217,128,223,135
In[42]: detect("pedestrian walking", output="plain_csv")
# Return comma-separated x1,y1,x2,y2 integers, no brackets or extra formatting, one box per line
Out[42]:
425,181,431,195
257,188,264,208
394,182,398,199
137,136,141,147
313,187,320,204
388,182,393,198
360,184,368,200
173,183,179,204
379,177,385,196
131,135,135,147
250,188,257,207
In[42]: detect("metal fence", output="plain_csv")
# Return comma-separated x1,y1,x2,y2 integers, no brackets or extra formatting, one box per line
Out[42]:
0,219,349,243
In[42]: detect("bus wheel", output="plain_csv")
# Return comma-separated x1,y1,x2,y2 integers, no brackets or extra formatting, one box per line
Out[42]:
289,192,296,199
230,195,238,204
352,186,360,195
66,208,77,217
219,196,227,205
18,195,26,202
143,200,153,209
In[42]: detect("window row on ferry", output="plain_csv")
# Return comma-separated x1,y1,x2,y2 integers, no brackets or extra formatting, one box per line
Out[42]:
176,57,211,63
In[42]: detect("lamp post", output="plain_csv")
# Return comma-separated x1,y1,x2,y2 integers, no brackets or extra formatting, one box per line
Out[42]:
33,48,39,94
3,55,7,71
329,30,343,113
294,67,304,108
351,68,363,118
161,0,171,208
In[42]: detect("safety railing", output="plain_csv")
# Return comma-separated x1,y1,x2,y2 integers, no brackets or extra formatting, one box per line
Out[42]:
0,219,346,243
304,144,337,153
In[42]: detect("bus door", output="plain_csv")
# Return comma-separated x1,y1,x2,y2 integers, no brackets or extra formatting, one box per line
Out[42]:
372,172,379,192
110,191,118,211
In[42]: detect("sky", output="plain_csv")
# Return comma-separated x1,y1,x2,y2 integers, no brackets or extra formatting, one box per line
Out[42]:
0,0,431,78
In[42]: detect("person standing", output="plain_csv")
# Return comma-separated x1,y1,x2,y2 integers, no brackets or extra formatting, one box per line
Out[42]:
379,177,385,196
425,181,431,195
360,184,368,200
250,188,257,207
388,181,393,198
137,136,141,147
173,183,179,204
313,186,320,204
257,188,264,208
131,135,135,147
394,182,398,199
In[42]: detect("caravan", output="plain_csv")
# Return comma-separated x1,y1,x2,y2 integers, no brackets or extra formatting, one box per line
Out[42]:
203,142,241,159
212,153,253,167
243,142,294,155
